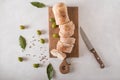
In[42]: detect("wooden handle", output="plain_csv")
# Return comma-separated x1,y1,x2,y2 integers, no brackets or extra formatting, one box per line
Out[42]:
90,48,105,68
59,59,70,74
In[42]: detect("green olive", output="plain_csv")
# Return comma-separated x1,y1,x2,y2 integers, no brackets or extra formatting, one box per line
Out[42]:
49,18,55,22
52,22,57,28
40,39,45,44
37,30,41,35
18,57,23,62
33,63,40,68
20,25,25,30
52,33,59,38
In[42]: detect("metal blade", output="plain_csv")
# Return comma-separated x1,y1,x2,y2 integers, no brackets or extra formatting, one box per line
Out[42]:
80,27,93,50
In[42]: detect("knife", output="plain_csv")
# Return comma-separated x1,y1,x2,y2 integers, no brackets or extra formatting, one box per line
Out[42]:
80,27,105,68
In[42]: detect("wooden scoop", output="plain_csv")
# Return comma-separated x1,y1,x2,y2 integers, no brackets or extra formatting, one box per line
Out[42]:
59,57,70,74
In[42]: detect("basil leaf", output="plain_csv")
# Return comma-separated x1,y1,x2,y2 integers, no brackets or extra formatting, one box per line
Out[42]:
19,35,26,49
31,2,46,8
47,63,54,80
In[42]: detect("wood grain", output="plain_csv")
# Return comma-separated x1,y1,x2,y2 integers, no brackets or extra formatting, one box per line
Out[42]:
49,7,79,58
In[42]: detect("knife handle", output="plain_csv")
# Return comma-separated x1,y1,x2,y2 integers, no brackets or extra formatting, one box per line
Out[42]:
90,48,105,68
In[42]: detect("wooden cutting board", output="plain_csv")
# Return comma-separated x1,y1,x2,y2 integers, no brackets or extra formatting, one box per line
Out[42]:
49,7,79,58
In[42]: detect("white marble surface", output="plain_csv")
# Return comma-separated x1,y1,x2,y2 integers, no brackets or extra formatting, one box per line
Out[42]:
0,0,120,80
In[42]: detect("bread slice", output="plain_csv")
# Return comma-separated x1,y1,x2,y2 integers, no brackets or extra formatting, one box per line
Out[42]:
52,2,70,25
51,49,66,60
57,41,74,53
59,21,75,37
60,37,75,45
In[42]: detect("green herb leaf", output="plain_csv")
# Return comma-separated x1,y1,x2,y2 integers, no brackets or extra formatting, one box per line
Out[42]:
19,35,26,49
47,63,54,80
31,2,46,8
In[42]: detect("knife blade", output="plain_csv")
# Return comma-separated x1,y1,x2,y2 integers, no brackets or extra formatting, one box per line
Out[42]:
80,27,105,68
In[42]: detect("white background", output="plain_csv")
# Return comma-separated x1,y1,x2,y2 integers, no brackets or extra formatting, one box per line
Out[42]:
0,0,120,80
